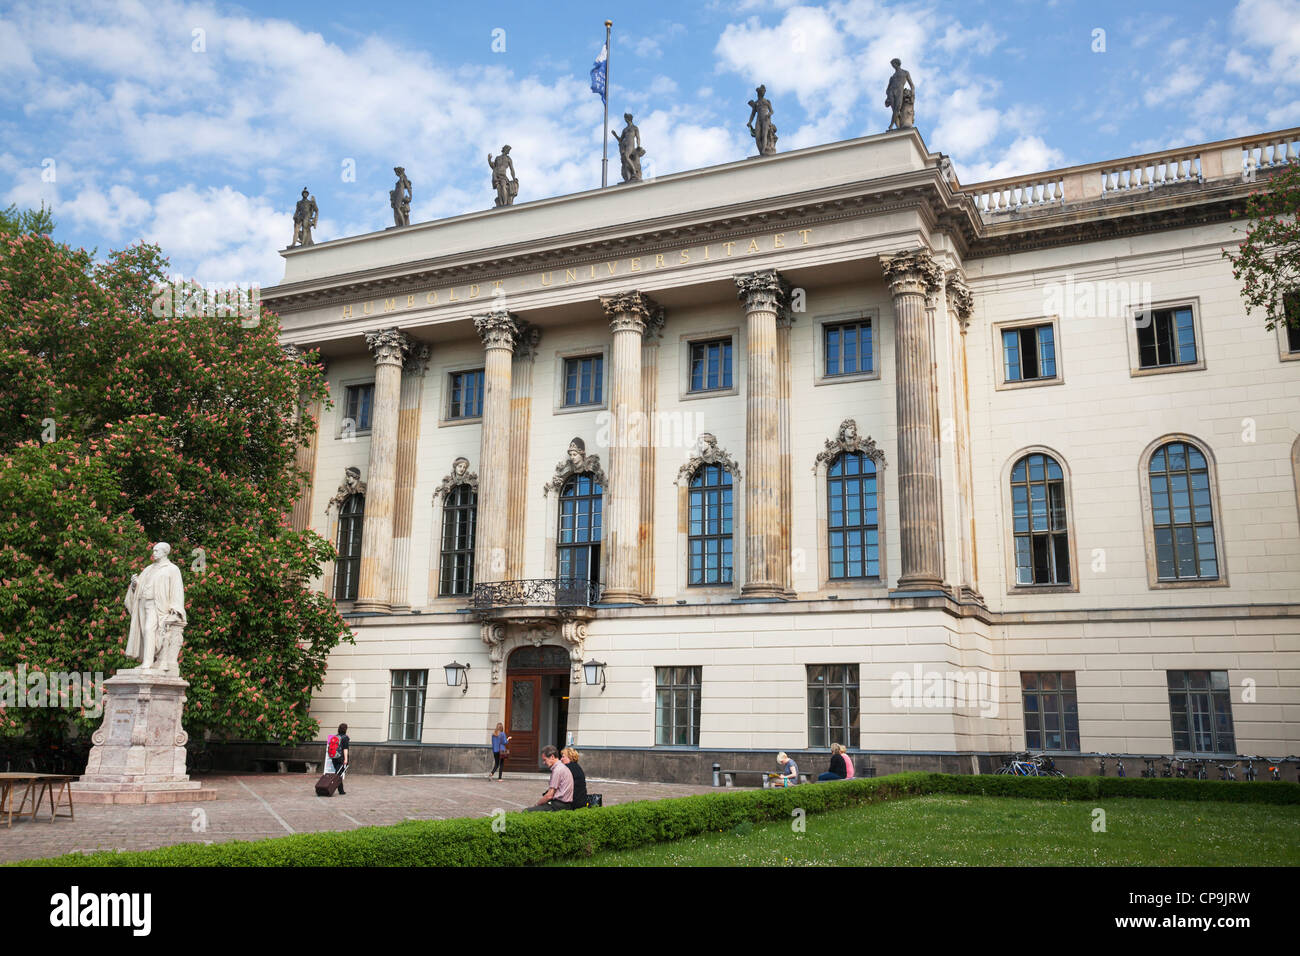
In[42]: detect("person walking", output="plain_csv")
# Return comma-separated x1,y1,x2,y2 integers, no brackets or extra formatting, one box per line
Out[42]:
561,746,587,809
524,745,574,811
326,722,350,795
490,722,510,781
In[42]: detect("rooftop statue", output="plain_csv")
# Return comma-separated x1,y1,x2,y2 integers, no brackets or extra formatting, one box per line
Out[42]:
390,166,412,227
747,84,778,156
291,187,317,247
489,146,519,207
885,58,915,130
612,113,645,182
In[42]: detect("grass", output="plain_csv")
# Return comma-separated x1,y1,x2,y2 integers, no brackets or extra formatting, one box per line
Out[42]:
553,794,1300,867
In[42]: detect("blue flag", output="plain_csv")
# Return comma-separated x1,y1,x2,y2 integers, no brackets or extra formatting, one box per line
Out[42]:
589,42,607,104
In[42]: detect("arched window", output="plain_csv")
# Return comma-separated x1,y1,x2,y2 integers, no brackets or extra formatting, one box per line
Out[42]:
1010,452,1070,585
439,484,477,597
688,463,734,585
557,473,602,586
334,494,364,601
828,452,879,579
1149,440,1218,581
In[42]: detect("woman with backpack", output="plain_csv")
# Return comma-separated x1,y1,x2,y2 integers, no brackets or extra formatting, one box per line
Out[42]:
325,723,349,795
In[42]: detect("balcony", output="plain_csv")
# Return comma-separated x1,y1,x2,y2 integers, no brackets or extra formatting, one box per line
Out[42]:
471,577,602,610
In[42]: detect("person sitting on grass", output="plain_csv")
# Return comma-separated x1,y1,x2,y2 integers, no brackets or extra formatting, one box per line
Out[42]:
561,746,587,809
818,742,848,781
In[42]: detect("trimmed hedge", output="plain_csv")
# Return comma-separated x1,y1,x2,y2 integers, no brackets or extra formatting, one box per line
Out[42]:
14,772,1298,867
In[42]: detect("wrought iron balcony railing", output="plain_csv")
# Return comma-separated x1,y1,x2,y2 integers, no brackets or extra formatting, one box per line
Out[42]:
471,577,602,609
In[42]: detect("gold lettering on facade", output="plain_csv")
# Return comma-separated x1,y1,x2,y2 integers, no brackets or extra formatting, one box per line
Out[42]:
590,264,598,279
747,239,759,253
799,229,812,245
540,272,552,286
774,233,785,248
384,298,397,312
341,304,353,318
363,301,374,315
724,242,735,256
469,285,480,298
492,280,503,294
630,257,641,272
565,269,577,283
606,262,617,276
703,246,711,261
679,249,691,264
406,295,415,307
655,254,665,268
426,291,438,305
448,288,458,302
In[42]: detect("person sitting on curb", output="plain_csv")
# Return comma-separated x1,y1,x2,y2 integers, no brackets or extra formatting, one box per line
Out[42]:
561,746,587,809
524,745,574,811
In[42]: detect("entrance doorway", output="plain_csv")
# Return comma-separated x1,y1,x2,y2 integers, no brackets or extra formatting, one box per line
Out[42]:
504,645,571,771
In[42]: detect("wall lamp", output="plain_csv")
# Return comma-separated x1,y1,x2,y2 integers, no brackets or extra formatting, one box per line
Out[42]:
444,661,471,695
583,659,607,693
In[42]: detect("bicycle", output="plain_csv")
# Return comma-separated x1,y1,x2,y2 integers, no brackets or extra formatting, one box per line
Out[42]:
1216,761,1239,781
1140,757,1159,778
1241,756,1260,782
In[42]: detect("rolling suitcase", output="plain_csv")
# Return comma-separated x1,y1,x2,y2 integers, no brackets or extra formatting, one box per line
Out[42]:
315,772,340,797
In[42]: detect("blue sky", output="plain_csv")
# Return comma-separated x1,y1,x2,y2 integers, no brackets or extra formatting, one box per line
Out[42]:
2,0,1298,288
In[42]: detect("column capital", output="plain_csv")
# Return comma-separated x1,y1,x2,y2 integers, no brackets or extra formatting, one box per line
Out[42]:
403,340,431,375
364,327,411,367
945,270,973,331
880,248,942,298
599,290,660,335
513,319,542,362
733,268,790,314
472,309,520,351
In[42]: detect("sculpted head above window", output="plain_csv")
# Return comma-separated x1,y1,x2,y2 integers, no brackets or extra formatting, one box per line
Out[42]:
344,466,362,490
567,438,586,468
452,457,469,478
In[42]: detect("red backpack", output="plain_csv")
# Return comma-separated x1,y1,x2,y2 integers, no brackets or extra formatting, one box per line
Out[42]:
327,735,340,759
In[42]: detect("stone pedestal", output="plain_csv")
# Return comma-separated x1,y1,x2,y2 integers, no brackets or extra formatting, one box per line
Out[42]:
75,671,215,804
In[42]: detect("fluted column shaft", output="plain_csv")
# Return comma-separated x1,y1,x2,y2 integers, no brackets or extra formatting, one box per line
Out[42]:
355,328,410,612
883,250,944,590
506,323,540,582
600,292,657,604
473,310,519,585
638,312,664,602
947,271,982,602
389,343,429,610
736,270,788,599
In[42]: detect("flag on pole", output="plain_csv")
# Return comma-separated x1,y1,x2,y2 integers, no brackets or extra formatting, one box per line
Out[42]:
589,42,608,104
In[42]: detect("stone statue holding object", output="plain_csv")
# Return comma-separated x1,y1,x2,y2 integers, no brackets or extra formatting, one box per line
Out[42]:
488,146,519,207
291,188,318,247
390,166,412,227
747,85,778,156
612,113,645,182
124,541,187,677
885,58,915,130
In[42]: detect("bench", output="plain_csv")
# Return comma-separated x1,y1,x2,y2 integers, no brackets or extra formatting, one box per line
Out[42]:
718,757,876,787
253,758,319,774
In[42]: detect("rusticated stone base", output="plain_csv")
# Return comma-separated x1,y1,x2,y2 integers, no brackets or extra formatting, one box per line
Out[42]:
77,671,214,803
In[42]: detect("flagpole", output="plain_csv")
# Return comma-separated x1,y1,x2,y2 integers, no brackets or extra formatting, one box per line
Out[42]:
602,19,611,188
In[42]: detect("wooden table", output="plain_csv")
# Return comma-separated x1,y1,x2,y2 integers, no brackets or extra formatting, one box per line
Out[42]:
0,773,76,827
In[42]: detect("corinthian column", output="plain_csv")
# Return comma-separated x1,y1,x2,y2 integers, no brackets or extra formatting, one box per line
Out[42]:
946,270,982,603
882,249,945,590
355,327,410,613
389,341,430,610
735,269,789,600
283,346,327,534
599,291,658,604
473,309,519,586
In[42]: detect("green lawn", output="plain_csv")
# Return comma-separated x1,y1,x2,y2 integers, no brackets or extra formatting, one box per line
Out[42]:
556,794,1300,866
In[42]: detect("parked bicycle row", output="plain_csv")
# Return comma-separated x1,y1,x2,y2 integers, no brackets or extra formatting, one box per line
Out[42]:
1094,753,1300,781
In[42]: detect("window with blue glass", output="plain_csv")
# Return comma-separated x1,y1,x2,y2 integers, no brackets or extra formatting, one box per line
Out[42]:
1002,324,1056,382
689,339,733,392
688,464,733,586
1137,306,1197,369
1010,453,1070,585
448,369,485,419
1149,441,1218,581
1168,670,1235,754
828,452,879,579
563,355,603,407
344,383,374,432
557,473,602,586
824,320,873,376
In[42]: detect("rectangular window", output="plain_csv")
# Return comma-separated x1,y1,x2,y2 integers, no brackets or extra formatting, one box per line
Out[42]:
389,670,427,742
448,369,485,419
1168,670,1235,754
1136,306,1197,369
1020,672,1080,751
807,665,860,749
1002,324,1056,382
655,666,701,746
563,355,603,407
1285,292,1300,353
824,320,873,376
688,339,733,392
344,383,374,432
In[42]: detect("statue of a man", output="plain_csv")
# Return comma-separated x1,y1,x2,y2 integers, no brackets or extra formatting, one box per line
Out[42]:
612,113,645,182
885,58,915,130
747,85,778,156
390,167,412,227
488,146,519,207
291,188,318,247
124,542,187,675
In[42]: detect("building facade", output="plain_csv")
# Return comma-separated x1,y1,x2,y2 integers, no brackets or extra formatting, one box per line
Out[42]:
263,126,1300,781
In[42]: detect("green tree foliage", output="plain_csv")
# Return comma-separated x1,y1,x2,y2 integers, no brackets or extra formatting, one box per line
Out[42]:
1223,164,1300,332
0,213,349,743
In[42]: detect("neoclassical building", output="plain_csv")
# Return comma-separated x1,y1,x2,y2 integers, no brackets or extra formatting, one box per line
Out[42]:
264,125,1300,780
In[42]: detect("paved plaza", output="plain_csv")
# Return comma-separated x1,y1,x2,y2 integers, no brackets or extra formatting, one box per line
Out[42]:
0,772,724,864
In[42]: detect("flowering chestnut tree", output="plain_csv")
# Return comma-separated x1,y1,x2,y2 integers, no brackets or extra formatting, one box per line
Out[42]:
0,217,349,743
1223,164,1300,332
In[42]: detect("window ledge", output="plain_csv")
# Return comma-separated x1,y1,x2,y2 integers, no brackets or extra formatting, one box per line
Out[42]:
681,386,739,402
1149,577,1228,590
1009,583,1078,595
814,369,881,387
994,376,1064,392
1129,360,1206,377
438,415,483,428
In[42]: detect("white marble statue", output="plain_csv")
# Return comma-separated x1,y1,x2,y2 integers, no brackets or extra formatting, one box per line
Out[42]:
124,542,187,676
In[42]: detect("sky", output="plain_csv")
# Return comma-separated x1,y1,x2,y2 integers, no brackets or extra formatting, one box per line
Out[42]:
2,0,1298,289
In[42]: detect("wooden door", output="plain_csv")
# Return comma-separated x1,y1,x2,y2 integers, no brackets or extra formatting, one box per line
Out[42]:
504,675,541,771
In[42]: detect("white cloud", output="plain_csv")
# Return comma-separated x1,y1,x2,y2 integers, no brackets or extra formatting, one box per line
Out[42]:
144,185,287,286
956,135,1067,184
67,184,152,239
932,86,1002,155
1230,0,1300,80
1142,64,1201,107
